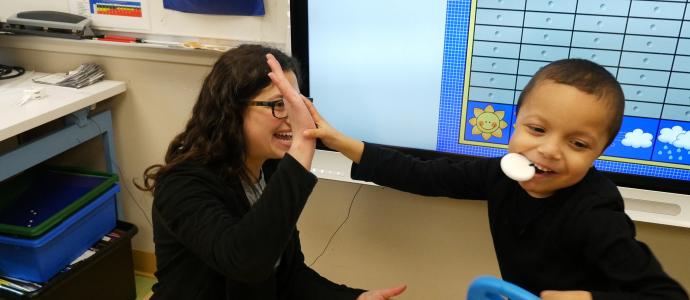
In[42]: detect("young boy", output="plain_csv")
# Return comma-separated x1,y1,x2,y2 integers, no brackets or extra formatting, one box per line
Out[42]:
303,59,689,299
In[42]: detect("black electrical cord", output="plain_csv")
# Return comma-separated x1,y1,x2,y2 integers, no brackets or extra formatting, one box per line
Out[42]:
309,184,362,267
0,64,25,80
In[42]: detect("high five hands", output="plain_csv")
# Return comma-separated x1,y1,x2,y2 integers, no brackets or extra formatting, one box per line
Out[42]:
266,53,316,168
266,53,365,165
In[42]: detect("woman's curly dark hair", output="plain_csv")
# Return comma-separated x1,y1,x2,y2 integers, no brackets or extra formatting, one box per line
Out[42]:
136,44,300,192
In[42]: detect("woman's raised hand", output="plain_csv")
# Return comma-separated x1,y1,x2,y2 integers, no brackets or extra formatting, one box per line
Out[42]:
266,53,315,168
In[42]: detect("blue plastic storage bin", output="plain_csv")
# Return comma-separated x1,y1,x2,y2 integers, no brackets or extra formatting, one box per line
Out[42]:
0,168,118,238
0,184,119,283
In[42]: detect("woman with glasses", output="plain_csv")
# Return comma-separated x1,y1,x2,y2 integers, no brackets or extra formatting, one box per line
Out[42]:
137,45,405,300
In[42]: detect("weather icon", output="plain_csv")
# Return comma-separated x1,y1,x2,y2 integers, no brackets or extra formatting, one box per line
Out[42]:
469,105,508,140
655,125,690,162
621,129,653,148
657,126,690,149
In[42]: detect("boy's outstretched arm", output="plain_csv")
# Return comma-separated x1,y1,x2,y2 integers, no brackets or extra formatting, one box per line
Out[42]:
303,100,365,164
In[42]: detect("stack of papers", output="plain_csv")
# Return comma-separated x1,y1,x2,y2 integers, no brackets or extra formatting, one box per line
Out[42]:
32,63,105,89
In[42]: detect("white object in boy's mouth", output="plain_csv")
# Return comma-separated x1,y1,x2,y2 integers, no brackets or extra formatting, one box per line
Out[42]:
501,153,535,182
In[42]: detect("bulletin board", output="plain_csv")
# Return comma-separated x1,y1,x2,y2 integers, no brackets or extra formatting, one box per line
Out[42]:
0,0,289,45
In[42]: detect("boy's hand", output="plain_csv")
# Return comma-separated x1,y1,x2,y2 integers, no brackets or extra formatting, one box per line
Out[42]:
357,284,407,300
302,100,342,148
541,290,592,300
303,100,365,163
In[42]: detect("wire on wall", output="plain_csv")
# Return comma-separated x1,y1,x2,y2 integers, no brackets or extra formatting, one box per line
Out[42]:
309,184,363,267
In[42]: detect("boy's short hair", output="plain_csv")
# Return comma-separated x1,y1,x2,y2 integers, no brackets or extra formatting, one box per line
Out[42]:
516,59,625,148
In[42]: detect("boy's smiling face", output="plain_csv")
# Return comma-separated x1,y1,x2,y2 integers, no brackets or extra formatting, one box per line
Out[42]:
508,80,612,198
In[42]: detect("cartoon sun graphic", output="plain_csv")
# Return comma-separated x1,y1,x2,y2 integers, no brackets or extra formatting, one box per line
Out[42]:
469,105,508,140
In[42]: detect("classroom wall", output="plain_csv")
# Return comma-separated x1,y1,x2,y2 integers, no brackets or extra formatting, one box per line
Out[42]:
0,0,289,44
1,39,689,299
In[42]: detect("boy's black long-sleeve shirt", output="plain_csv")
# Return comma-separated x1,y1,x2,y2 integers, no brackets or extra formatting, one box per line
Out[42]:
150,154,364,299
351,143,688,300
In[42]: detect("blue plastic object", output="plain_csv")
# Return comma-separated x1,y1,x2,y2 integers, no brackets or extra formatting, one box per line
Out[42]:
0,168,117,237
467,276,540,300
0,184,119,283
162,0,265,16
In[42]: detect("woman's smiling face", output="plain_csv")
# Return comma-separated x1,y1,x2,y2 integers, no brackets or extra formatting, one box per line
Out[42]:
243,71,300,166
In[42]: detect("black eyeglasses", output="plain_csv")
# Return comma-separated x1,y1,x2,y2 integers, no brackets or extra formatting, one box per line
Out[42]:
249,99,287,119
248,97,314,119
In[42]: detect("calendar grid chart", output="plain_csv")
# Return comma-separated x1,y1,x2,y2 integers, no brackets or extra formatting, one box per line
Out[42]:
438,0,509,158
437,0,690,181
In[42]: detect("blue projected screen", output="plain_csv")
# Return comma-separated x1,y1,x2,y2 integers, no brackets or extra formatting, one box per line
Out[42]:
300,0,690,192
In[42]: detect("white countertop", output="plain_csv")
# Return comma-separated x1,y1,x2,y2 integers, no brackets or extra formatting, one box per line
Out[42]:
0,71,126,141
